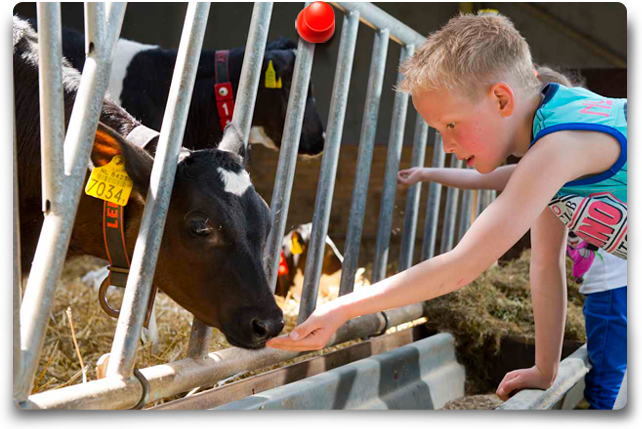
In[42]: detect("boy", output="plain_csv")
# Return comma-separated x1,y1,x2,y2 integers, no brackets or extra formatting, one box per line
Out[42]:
267,13,627,406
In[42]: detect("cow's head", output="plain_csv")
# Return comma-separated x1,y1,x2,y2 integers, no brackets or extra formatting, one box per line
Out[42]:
250,38,326,157
90,123,284,349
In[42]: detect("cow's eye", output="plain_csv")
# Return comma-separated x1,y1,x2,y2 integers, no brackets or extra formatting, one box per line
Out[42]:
190,220,211,237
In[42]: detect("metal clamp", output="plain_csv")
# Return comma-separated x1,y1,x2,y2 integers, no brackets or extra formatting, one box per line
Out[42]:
131,368,151,410
372,311,390,337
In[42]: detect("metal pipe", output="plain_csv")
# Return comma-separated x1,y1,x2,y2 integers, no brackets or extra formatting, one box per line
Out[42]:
264,35,316,292
330,2,426,47
371,44,415,284
22,302,426,409
339,28,389,297
13,83,24,403
106,2,211,379
457,187,472,243
420,131,444,261
17,3,126,403
231,2,273,147
398,113,429,272
36,3,64,214
186,319,214,359
439,156,463,254
297,11,360,323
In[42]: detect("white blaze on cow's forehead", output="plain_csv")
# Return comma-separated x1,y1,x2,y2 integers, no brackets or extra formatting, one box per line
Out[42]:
217,167,252,197
110,39,158,104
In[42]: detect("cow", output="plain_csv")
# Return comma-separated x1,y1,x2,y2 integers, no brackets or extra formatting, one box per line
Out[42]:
29,18,326,157
14,17,284,350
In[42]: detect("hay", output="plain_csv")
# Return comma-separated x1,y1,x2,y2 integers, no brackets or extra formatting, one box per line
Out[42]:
30,249,585,408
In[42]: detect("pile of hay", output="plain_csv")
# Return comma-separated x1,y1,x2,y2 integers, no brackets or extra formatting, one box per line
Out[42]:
422,249,586,394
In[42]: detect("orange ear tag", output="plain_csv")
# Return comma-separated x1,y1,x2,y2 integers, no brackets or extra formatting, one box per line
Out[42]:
85,155,133,206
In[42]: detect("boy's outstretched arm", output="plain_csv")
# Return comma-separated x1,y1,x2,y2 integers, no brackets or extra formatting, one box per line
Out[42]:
267,130,619,353
398,164,516,191
496,206,568,400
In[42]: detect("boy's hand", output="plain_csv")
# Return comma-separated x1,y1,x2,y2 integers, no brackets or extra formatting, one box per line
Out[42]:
266,302,347,352
496,366,556,401
397,167,426,189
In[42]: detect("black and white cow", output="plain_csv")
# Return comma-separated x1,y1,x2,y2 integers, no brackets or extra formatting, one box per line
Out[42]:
40,19,326,157
14,17,283,349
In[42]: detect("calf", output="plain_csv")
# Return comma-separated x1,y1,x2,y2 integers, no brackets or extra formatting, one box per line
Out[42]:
276,223,344,298
14,17,283,349
47,20,326,156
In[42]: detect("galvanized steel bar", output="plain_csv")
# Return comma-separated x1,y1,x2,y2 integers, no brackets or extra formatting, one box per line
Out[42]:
13,90,24,403
297,11,360,323
439,156,463,254
264,33,316,292
185,2,271,359
231,2,273,147
371,44,414,284
457,187,472,243
398,114,429,272
330,2,426,47
17,3,126,403
338,28,389,297
106,2,211,379
36,3,64,214
420,131,445,261
23,302,426,409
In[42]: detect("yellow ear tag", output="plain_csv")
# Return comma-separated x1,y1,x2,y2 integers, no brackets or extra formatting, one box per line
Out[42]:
85,155,134,206
265,60,279,89
291,235,303,255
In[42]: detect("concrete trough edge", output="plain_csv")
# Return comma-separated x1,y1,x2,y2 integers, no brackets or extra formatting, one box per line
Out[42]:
211,333,465,410
497,344,590,410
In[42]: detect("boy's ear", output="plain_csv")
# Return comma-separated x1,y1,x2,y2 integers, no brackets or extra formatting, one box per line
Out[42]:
91,123,154,195
491,82,515,117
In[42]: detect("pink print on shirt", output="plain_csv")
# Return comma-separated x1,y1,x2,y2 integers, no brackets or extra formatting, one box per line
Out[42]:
549,191,627,259
579,99,613,118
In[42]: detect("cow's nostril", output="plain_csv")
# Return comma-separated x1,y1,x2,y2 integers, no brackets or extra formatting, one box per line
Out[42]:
251,319,269,340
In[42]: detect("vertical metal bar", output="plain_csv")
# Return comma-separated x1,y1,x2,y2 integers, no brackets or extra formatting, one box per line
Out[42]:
36,2,64,215
264,31,316,292
186,319,213,359
439,156,463,254
231,2,273,147
371,44,415,284
185,2,271,359
457,186,473,243
420,131,445,261
13,82,24,403
338,28,389,297
107,2,211,379
17,3,126,401
397,114,429,272
297,11,360,323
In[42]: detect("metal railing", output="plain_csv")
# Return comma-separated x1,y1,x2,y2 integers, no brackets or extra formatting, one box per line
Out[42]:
16,2,485,409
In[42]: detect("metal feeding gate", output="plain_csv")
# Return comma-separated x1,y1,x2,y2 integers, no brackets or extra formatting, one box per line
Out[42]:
13,2,585,410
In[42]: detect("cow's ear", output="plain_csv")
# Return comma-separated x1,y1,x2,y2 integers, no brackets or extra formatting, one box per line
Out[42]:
91,123,153,195
218,123,247,159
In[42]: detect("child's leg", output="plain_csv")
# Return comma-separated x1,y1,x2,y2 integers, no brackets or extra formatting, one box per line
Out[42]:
583,286,627,409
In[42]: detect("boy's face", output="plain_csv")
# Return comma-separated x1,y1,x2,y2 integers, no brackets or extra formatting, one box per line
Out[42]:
412,88,513,174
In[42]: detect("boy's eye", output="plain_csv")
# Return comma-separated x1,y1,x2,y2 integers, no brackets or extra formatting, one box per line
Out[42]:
446,122,455,129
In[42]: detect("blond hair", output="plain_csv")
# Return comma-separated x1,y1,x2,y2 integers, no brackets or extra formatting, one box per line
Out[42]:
398,13,541,100
534,64,586,88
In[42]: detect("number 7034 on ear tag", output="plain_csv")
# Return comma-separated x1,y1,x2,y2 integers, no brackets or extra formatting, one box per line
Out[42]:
85,155,134,206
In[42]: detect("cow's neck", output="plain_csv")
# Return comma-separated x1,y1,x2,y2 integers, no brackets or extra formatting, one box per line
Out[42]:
70,187,145,263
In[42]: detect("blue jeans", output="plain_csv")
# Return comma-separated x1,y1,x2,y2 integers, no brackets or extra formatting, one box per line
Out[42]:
583,286,627,410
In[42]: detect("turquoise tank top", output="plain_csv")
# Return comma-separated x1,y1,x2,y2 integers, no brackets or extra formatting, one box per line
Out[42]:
530,83,627,259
